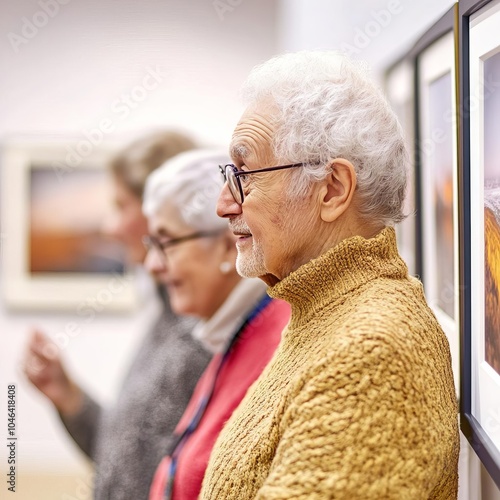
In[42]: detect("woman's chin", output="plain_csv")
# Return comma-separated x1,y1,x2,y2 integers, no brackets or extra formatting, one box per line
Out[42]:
169,292,192,317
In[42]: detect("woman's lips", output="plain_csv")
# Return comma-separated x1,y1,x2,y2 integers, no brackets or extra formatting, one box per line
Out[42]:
166,280,182,289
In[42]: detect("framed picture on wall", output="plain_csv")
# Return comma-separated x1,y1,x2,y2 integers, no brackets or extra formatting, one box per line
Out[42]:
460,0,500,487
413,4,460,390
0,139,137,311
385,58,418,277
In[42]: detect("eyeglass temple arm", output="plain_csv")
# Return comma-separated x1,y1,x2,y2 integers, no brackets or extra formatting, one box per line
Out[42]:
232,163,305,177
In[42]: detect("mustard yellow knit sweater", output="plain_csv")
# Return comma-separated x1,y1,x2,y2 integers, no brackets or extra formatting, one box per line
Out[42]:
200,227,459,499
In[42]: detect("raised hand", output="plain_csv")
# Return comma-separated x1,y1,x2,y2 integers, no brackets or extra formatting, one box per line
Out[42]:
23,329,83,416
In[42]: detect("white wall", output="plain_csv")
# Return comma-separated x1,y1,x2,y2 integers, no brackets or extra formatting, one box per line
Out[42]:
277,0,455,73
0,0,278,145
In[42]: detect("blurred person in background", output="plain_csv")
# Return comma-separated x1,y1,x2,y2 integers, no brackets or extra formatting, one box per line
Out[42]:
23,130,211,500
142,150,290,500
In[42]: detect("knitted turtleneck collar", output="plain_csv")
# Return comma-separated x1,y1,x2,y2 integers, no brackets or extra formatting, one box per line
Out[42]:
267,227,408,326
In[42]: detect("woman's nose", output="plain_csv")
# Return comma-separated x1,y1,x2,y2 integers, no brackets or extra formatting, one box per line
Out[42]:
144,247,167,275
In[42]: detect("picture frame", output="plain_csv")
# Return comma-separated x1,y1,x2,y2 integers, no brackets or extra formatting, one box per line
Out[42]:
385,57,418,277
0,139,137,312
459,0,500,487
412,4,461,390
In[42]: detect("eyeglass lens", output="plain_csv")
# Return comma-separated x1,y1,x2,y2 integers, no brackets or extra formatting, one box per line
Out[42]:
225,165,243,204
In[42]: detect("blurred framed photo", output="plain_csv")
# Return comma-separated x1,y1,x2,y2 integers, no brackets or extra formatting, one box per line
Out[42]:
385,58,417,277
0,139,137,311
460,0,500,487
414,5,460,389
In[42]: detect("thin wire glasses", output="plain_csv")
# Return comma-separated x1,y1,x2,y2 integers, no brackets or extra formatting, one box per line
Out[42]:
219,162,307,205
142,230,222,262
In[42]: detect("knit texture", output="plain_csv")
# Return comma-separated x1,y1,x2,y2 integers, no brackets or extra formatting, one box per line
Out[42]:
200,227,459,499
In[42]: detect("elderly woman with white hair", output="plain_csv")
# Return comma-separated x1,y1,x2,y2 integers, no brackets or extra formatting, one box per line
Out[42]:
143,150,290,500
200,51,460,499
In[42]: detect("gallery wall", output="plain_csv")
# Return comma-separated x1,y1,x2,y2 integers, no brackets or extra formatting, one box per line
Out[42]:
1,0,499,499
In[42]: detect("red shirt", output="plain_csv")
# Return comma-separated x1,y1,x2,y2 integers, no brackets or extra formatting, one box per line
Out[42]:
149,298,290,500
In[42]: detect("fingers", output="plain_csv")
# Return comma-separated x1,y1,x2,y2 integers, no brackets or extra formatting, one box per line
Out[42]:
28,329,59,361
23,328,60,383
29,328,48,348
24,352,48,381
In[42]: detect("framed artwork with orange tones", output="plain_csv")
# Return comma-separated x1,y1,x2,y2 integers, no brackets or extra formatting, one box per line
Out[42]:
460,0,500,487
385,57,417,278
413,5,460,392
0,139,136,311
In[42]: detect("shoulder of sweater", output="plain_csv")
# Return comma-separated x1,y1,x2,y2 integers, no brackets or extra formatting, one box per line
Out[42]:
286,324,454,415
291,278,450,388
333,275,437,334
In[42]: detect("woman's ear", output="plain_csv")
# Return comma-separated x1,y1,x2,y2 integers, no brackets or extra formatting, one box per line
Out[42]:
318,158,357,223
216,230,238,275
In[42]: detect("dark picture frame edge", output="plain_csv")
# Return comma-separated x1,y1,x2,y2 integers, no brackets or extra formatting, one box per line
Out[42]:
384,5,458,282
459,0,500,489
383,57,419,278
408,3,460,364
411,3,458,293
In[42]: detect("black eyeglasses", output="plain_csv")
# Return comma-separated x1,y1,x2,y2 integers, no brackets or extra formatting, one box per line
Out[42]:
219,162,307,205
142,230,222,262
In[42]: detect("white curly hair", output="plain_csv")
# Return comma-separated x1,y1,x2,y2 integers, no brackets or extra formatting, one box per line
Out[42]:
241,50,409,225
143,149,230,232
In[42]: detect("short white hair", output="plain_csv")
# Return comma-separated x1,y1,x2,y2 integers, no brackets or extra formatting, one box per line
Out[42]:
242,50,409,225
143,149,230,232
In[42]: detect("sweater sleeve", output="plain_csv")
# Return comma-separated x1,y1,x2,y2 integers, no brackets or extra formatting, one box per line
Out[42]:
255,332,459,500
59,390,102,460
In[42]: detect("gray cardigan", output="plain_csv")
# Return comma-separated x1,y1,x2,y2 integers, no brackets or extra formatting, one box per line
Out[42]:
61,295,211,500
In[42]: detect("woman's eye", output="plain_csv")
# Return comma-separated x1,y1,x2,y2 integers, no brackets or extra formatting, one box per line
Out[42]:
159,239,172,249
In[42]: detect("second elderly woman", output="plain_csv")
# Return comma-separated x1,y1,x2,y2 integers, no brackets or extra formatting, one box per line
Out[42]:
142,150,290,500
